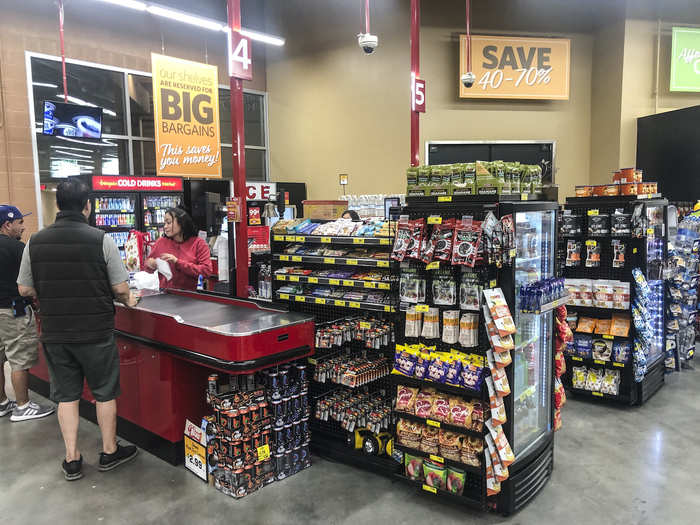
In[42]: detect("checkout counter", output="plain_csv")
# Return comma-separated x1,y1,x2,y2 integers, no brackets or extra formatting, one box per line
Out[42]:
30,289,315,464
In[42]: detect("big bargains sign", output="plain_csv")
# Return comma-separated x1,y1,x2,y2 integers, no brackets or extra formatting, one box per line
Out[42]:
670,27,700,92
152,53,222,178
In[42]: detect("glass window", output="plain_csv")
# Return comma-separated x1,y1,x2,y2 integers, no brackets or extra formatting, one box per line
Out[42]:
31,57,126,136
219,88,232,145
219,90,266,148
221,146,232,180
132,140,156,176
246,148,266,181
36,133,128,181
128,74,154,138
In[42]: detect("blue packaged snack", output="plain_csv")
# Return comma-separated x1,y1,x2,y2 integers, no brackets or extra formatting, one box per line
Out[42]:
414,349,431,380
426,352,450,383
392,345,417,377
633,340,647,382
459,354,485,391
444,354,463,387
574,334,592,358
612,341,631,363
565,339,576,356
632,268,650,307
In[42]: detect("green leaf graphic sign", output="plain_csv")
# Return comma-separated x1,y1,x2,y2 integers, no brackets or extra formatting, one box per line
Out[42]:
670,27,700,92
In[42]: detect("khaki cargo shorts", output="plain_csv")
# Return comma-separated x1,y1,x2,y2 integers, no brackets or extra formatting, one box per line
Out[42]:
0,306,39,371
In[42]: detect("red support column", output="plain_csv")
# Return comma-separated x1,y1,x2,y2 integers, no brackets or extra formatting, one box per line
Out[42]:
227,0,249,298
410,0,420,167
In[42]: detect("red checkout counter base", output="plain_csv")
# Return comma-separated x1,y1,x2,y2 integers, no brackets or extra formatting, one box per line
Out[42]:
30,290,315,466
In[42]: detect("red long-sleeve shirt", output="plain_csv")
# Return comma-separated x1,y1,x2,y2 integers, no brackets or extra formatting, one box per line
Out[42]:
147,236,212,290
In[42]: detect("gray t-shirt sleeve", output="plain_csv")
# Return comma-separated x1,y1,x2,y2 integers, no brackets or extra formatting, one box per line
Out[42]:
103,235,130,286
17,240,34,288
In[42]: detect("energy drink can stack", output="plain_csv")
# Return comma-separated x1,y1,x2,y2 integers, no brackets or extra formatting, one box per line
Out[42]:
208,374,219,395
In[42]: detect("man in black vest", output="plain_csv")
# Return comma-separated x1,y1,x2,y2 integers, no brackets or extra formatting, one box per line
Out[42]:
0,205,54,422
17,179,139,481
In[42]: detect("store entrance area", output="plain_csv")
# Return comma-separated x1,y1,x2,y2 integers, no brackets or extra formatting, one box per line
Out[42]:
2,365,697,524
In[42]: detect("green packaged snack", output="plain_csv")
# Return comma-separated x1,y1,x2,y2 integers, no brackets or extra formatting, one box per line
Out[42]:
493,161,506,193
476,172,504,195
503,162,514,194
406,166,419,186
510,162,521,193
450,164,464,185
475,160,490,177
423,459,447,490
441,165,453,186
520,165,531,194
446,467,466,495
530,165,543,193
418,166,432,185
404,453,424,481
429,166,443,186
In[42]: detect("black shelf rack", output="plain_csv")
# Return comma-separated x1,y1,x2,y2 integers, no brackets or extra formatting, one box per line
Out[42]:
560,196,668,406
393,473,483,509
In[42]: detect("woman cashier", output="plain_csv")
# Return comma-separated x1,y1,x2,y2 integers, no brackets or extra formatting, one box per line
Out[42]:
146,207,212,290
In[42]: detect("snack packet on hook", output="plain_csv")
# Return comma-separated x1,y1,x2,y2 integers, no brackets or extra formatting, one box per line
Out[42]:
485,376,507,426
486,418,515,467
452,218,482,267
485,434,509,482
483,288,517,337
407,218,425,260
487,350,511,397
391,220,412,261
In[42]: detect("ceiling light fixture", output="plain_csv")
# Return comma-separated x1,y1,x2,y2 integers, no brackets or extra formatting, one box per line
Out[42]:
56,93,117,117
97,0,146,11
33,82,59,89
146,5,225,32
237,28,285,47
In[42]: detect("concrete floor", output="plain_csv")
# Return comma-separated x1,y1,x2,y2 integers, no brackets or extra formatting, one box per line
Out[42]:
1,363,698,525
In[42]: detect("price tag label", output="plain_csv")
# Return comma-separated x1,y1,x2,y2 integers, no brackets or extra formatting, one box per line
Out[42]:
588,209,599,216
377,261,390,268
308,277,319,284
489,279,497,288
429,454,444,463
384,305,393,312
276,275,286,281
334,300,346,307
279,293,290,300
426,419,440,428
321,237,332,243
329,279,340,285
279,255,290,261
364,281,376,288
380,238,391,245
353,238,365,244
184,434,207,482
360,321,371,329
593,359,605,365
295,295,306,302
437,196,452,202
426,261,440,270
324,258,336,264
633,248,638,254
342,280,354,287
257,444,271,462
315,298,326,305
416,304,429,313
349,301,361,308
379,283,391,290
613,362,624,368
307,358,318,365
292,256,302,262
427,216,442,225
509,248,517,257
296,236,306,243
646,228,654,236
585,240,597,247
521,193,528,201
273,235,284,241
285,235,296,241
289,275,300,282
602,334,614,340
592,392,603,397
347,259,358,265
422,484,437,494
571,356,583,361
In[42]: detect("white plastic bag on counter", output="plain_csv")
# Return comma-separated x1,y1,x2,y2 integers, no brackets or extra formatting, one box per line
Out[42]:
132,271,160,291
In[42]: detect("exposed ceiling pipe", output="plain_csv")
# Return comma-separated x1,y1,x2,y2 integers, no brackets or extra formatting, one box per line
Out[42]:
461,0,475,88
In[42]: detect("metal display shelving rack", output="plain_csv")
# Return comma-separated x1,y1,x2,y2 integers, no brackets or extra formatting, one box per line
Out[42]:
270,224,399,476
392,195,558,516
559,195,668,406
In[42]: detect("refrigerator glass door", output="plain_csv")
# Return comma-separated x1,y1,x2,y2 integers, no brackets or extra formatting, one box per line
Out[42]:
645,205,665,364
513,209,555,457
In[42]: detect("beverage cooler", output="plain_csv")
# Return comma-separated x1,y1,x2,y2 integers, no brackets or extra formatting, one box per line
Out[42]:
87,175,184,260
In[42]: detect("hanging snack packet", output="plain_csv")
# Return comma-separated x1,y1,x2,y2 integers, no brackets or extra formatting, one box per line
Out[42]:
399,268,423,304
566,240,582,267
432,219,456,262
414,348,432,379
444,352,463,386
632,268,651,306
485,376,507,426
431,392,451,422
485,451,501,496
448,396,473,428
458,313,479,347
414,389,435,418
459,353,486,392
486,418,515,467
391,220,412,261
452,219,482,267
500,215,515,266
585,240,601,267
612,239,626,268
392,345,417,376
481,211,499,265
483,288,517,336
459,272,481,310
482,304,515,353
421,308,440,339
396,385,419,412
407,218,426,260
433,271,457,305
425,352,450,383
487,350,511,397
485,434,509,482
492,348,512,368
404,306,423,338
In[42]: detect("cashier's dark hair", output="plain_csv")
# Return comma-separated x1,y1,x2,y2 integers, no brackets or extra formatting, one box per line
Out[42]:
166,206,197,241
56,178,90,212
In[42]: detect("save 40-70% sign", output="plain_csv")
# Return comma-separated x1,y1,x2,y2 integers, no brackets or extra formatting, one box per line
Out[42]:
459,35,570,100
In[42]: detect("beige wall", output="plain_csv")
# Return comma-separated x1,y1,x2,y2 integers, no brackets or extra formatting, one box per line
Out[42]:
266,1,594,201
0,0,265,235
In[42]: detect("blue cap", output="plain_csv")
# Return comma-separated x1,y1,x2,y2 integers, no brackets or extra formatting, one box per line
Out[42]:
0,205,31,226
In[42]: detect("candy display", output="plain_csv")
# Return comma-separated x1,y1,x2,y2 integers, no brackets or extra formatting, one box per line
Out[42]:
565,279,630,309
272,217,395,238
394,386,486,432
519,277,566,313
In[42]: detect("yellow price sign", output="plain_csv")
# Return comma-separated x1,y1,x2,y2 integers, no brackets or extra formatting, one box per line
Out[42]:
427,216,442,225
334,300,346,307
429,454,444,463
184,435,207,481
632,248,638,254
324,258,336,264
521,193,528,201
308,277,319,284
296,236,306,243
289,275,300,282
571,356,583,361
377,261,390,268
307,358,318,365
489,279,497,288
353,238,365,244
347,259,358,265
279,293,290,300
416,304,429,313
422,484,437,494
364,281,376,289
257,444,271,462
273,235,284,241
292,256,303,262
426,261,440,270
587,209,599,216
315,298,326,305
592,392,603,397
613,362,624,368
359,321,371,329
279,255,290,261
295,295,306,302
593,359,605,365
426,419,441,428
437,196,452,202
329,279,340,285
321,237,332,243
285,235,296,241
343,280,355,287
646,228,654,236
585,240,597,247
380,238,390,245
509,248,517,257
349,301,361,308
378,283,390,290
276,275,286,281
384,305,393,312
602,334,614,340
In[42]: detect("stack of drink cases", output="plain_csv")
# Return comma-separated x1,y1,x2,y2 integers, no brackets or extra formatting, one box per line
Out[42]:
205,362,312,499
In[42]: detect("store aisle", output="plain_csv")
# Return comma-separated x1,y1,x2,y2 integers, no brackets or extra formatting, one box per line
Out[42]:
1,370,698,525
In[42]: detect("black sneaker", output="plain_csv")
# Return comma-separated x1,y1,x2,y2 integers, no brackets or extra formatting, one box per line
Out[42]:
62,456,83,481
98,442,138,472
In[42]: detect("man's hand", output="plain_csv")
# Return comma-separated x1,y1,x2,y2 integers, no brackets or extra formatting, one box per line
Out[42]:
112,281,138,308
160,253,178,264
145,258,157,270
18,284,37,299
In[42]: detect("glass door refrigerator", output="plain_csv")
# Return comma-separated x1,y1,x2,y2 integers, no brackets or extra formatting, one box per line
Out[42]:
142,192,183,242
497,201,558,515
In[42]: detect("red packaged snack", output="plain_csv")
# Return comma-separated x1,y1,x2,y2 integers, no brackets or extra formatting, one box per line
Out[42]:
391,221,413,262
553,408,562,431
396,385,418,413
452,219,482,267
431,393,450,422
414,390,435,418
433,219,457,262
407,219,426,261
447,397,473,427
554,351,566,378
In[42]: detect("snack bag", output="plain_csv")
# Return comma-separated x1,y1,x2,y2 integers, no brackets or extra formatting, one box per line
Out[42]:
610,314,631,337
601,369,621,395
461,436,483,468
396,385,419,413
554,408,562,431
612,341,631,363
414,349,431,380
594,318,612,335
404,454,424,481
591,339,613,361
422,460,447,490
487,350,511,397
483,288,517,336
407,219,426,261
391,221,412,261
459,353,486,391
414,389,435,418
425,352,450,383
444,352,463,387
447,396,473,428
485,434,509,481
438,430,462,461
447,467,466,495
452,219,482,267
493,349,512,368
431,393,451,422
553,377,567,409
572,366,587,389
576,317,596,333
554,351,566,378
585,367,604,391
392,345,417,376
485,451,501,496
485,376,507,426
433,219,457,262
486,418,515,467
575,335,593,358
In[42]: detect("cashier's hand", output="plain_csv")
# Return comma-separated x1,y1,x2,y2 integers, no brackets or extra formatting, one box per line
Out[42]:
145,258,157,270
160,253,178,264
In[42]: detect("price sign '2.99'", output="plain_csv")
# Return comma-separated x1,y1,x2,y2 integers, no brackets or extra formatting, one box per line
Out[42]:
459,35,570,100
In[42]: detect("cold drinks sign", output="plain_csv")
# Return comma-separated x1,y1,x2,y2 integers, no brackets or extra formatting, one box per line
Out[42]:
459,35,570,100
152,53,222,178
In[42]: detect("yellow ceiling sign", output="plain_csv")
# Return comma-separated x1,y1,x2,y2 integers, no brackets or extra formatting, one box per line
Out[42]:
459,35,570,100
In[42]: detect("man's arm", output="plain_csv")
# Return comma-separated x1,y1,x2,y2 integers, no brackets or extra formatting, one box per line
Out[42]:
18,284,36,299
17,241,36,299
112,281,138,307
